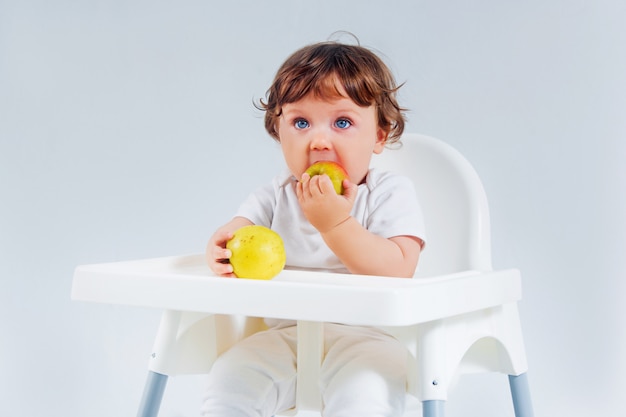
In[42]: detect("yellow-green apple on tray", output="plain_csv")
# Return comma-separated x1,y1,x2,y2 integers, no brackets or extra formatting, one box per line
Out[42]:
304,161,348,195
226,225,286,280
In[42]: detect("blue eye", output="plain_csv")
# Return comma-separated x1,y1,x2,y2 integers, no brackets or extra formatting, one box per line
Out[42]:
335,118,351,129
295,119,309,129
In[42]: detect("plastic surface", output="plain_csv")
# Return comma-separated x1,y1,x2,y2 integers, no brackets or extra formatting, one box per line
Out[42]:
71,254,521,327
296,321,324,411
371,134,492,276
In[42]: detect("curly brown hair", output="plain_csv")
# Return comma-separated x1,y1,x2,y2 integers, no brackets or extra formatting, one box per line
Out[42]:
258,41,407,145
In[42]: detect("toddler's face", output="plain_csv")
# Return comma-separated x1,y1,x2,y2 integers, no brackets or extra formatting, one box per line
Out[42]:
277,88,386,185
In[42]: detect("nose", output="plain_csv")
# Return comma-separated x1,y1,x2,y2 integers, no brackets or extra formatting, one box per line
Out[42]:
309,130,332,150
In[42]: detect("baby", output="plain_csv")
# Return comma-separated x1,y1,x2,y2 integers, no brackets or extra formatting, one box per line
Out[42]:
204,39,426,417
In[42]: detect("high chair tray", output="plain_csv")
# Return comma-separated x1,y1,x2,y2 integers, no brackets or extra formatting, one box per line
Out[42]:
72,254,521,327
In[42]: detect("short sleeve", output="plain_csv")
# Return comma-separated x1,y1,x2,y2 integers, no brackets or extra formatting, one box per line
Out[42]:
234,179,277,227
364,170,427,245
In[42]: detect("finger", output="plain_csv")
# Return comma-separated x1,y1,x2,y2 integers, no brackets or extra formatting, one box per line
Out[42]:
214,247,232,261
213,260,234,276
215,230,234,247
295,177,304,200
300,173,314,198
309,175,324,196
318,175,336,195
342,179,358,201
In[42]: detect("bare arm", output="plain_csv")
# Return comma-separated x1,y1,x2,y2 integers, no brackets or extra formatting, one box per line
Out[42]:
322,219,422,277
205,216,253,277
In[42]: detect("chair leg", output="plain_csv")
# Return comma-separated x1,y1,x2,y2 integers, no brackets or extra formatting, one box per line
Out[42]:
137,371,168,417
423,400,445,417
508,373,534,417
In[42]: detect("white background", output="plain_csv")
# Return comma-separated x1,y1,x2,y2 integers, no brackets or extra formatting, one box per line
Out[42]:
1,1,625,416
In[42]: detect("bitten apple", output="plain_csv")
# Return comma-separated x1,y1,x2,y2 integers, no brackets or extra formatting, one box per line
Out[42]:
226,225,286,280
304,161,348,195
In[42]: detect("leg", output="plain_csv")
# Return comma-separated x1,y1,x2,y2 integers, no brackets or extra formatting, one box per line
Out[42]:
137,371,168,417
201,326,298,417
509,373,534,417
422,400,445,417
321,325,408,417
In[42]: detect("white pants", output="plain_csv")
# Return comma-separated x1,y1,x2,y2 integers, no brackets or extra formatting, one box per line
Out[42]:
201,322,408,417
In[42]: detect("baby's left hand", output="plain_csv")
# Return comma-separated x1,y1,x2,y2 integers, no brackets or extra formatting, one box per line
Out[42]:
296,173,357,233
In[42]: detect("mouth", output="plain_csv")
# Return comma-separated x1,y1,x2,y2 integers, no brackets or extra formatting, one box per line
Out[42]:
309,155,338,166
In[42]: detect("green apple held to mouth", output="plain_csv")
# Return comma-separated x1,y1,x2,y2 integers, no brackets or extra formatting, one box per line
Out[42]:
226,225,286,280
304,161,348,195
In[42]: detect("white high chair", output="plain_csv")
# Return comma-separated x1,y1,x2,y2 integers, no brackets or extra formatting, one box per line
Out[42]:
72,133,534,417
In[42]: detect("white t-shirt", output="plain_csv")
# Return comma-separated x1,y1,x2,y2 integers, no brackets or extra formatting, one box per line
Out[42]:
235,168,427,274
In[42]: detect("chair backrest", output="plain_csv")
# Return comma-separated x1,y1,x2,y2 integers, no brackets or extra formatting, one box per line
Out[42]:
370,133,493,277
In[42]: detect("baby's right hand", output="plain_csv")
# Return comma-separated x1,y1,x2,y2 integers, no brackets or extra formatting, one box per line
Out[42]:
205,217,254,277
206,228,236,277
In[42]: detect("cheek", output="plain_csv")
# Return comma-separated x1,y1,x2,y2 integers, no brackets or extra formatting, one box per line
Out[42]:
280,137,300,158
280,141,308,177
341,148,377,184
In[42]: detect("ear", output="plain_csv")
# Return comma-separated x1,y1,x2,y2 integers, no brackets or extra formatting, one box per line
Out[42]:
372,127,388,154
272,119,281,142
